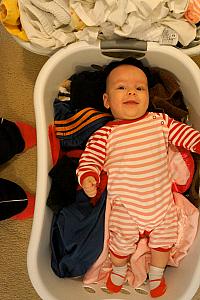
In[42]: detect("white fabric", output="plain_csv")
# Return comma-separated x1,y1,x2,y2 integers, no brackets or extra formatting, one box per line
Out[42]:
159,27,178,45
99,22,116,40
18,0,76,50
168,0,189,17
124,0,169,21
70,0,110,26
161,16,196,46
106,0,129,27
74,26,99,42
31,0,71,27
18,0,196,51
71,0,195,46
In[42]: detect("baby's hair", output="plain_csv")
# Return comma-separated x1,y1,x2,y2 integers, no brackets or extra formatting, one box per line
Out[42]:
103,57,153,88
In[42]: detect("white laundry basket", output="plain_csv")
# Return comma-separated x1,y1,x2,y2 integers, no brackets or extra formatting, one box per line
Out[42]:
13,35,200,57
29,41,200,300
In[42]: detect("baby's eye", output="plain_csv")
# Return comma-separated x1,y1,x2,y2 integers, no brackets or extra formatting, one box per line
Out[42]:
117,86,125,90
137,86,145,91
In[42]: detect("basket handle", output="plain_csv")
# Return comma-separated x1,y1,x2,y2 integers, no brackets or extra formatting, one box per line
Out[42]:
100,38,147,59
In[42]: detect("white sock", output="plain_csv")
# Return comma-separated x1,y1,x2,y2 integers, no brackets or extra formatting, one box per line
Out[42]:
149,265,164,290
111,264,127,286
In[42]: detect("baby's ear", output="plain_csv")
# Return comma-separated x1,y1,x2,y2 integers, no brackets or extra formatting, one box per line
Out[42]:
103,93,110,109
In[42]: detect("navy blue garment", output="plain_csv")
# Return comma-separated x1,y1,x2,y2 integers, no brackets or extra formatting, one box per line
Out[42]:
50,188,107,278
47,155,79,213
53,100,113,151
59,116,112,150
53,99,79,121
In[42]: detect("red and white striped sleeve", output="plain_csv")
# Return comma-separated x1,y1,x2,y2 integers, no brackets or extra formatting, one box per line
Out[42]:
163,114,200,153
76,126,111,186
184,0,200,24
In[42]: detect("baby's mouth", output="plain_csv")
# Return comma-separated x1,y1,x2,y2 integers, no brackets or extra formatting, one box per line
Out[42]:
123,100,139,104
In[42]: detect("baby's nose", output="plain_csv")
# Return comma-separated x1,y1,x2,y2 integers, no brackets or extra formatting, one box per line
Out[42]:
128,89,136,95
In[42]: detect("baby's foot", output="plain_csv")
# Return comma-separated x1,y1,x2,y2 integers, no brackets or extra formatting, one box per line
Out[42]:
149,276,166,298
106,265,127,293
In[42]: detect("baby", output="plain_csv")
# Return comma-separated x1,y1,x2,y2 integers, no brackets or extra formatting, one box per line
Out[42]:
76,57,200,297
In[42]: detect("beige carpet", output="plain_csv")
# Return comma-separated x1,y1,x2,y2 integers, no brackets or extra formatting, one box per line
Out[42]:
0,24,200,300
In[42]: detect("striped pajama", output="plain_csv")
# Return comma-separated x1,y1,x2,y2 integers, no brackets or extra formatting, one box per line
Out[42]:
108,200,178,256
77,112,200,256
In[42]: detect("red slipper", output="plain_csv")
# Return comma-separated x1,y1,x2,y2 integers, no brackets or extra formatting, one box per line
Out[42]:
15,121,37,151
11,192,35,220
106,271,125,293
150,277,167,298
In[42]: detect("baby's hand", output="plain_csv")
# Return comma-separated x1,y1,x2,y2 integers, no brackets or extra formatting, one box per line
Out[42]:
82,176,97,198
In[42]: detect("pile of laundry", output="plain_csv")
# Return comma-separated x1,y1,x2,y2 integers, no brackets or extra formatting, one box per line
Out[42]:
0,0,200,52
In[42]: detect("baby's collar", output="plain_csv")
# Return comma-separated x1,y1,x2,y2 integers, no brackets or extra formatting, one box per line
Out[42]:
106,112,149,126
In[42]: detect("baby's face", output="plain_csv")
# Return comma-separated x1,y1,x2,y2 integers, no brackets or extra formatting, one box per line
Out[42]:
103,65,149,120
